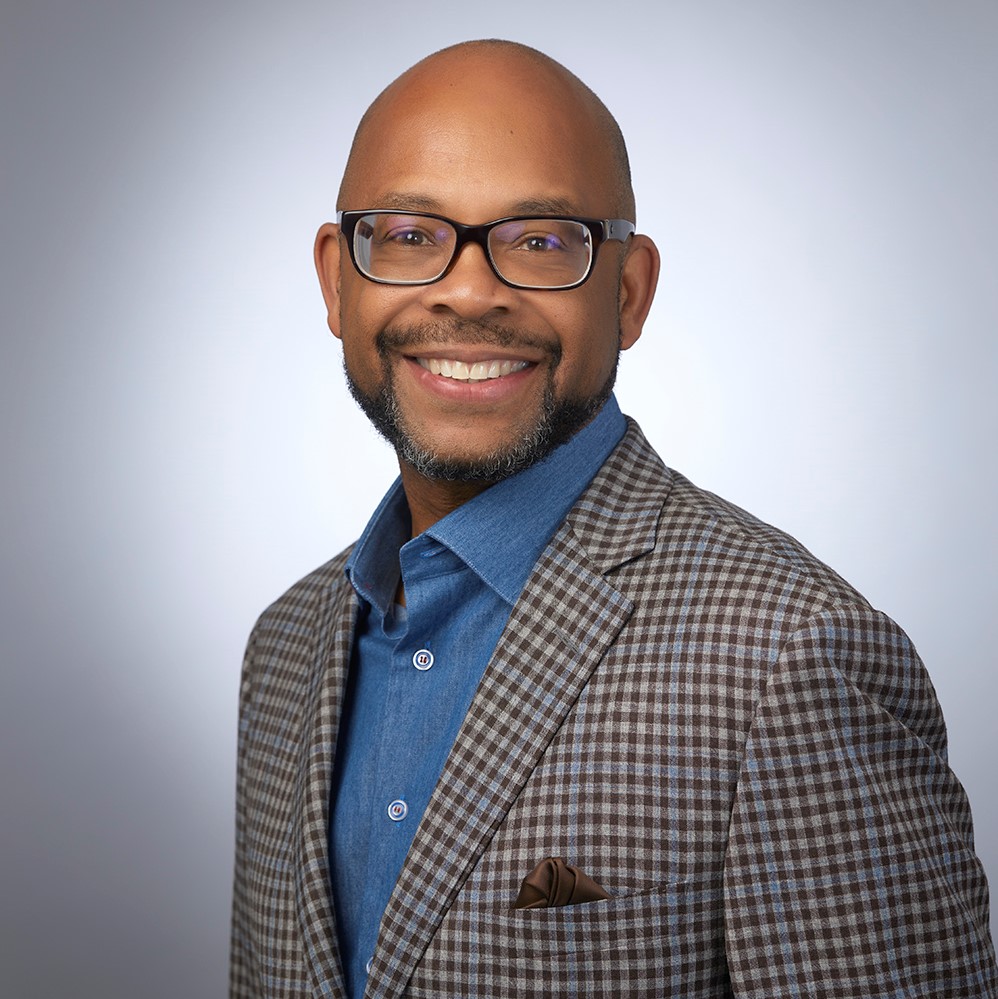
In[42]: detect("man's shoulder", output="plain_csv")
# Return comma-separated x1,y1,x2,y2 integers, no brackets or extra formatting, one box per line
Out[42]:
591,419,868,612
248,546,355,647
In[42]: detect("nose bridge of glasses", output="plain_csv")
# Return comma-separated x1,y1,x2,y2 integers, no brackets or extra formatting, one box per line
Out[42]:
446,221,504,281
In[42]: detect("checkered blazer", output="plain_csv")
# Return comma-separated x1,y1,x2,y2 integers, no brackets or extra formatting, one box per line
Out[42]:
231,420,997,998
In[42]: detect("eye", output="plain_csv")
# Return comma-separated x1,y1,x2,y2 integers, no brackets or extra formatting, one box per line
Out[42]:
368,214,450,250
493,220,587,255
383,226,435,247
521,232,566,252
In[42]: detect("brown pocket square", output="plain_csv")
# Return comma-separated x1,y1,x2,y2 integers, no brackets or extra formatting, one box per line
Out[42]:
513,857,610,910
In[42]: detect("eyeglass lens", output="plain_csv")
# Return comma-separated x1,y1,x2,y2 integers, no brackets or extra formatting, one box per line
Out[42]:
352,213,594,288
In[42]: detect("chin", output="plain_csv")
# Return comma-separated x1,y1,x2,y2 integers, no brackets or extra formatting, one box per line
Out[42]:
347,363,616,484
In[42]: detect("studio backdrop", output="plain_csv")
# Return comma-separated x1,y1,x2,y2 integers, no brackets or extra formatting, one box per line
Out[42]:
2,1,995,996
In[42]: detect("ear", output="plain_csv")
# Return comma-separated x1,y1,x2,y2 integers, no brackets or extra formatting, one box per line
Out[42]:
314,222,343,339
617,234,660,351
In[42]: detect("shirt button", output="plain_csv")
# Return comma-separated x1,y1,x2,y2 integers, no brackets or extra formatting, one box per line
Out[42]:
412,648,434,671
365,957,373,974
387,799,408,821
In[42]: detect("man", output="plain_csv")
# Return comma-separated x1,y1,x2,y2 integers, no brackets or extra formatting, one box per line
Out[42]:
231,40,997,999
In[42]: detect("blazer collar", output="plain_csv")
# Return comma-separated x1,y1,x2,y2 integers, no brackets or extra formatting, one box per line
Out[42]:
562,418,674,575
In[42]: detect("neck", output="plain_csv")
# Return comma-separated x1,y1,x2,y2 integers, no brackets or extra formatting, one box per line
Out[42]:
398,461,495,538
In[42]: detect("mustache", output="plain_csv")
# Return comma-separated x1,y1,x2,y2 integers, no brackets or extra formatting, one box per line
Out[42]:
376,320,561,361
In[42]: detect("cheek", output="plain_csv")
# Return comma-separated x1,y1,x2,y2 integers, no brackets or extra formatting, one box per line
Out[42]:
337,314,385,394
551,298,621,384
336,293,391,371
339,281,421,339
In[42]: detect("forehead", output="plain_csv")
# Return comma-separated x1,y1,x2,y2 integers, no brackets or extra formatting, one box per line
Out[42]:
340,53,618,221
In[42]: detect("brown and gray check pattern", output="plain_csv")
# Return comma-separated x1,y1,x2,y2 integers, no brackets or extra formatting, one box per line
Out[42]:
231,420,997,998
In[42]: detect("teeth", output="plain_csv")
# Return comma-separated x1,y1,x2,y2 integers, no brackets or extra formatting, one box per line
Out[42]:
417,358,529,382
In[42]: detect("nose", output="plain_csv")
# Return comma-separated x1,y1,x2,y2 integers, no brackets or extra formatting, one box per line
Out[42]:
417,240,515,320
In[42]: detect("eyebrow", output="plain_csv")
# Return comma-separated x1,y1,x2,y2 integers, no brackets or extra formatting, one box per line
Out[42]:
363,192,586,218
507,196,583,216
373,192,445,212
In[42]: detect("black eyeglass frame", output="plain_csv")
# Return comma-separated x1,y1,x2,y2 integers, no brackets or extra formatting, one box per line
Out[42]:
335,210,636,290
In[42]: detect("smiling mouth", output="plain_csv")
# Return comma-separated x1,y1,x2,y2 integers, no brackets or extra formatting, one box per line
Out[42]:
416,357,531,382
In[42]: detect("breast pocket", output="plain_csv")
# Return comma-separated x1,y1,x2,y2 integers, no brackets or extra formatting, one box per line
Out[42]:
485,880,719,998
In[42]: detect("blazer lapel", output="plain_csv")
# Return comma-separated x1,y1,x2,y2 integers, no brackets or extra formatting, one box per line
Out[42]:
364,420,673,999
292,577,361,998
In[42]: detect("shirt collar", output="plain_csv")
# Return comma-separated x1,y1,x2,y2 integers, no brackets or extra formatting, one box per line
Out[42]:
344,479,410,614
346,395,626,612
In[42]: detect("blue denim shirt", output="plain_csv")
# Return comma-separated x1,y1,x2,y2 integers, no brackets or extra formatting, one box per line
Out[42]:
329,396,626,997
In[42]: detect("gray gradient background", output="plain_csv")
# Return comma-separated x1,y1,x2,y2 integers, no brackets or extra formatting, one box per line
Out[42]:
2,1,996,995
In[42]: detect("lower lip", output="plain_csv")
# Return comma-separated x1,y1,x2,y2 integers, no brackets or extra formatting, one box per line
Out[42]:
403,357,538,403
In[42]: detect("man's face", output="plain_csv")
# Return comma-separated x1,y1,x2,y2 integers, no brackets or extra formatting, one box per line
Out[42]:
317,54,649,482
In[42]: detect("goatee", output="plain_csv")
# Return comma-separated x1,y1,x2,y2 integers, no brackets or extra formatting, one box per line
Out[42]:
344,320,618,483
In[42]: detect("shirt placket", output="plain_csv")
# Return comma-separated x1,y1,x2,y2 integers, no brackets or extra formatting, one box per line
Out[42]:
373,539,455,847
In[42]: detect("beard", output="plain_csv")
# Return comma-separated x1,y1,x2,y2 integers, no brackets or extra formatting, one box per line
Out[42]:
344,319,619,483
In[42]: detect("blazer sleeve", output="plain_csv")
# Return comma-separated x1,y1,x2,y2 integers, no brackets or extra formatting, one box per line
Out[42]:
723,605,997,999
230,630,264,999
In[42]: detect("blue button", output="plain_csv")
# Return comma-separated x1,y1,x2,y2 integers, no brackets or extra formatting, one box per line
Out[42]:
387,799,408,821
412,649,434,671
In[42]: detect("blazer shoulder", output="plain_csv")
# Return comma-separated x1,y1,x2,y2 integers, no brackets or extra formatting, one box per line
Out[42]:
594,423,934,730
668,470,868,609
254,547,353,626
243,546,355,679
598,419,871,616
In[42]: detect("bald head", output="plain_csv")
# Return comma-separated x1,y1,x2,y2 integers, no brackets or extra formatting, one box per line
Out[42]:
337,40,635,221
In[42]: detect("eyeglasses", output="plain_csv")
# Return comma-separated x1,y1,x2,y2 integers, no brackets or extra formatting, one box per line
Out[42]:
336,210,635,290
